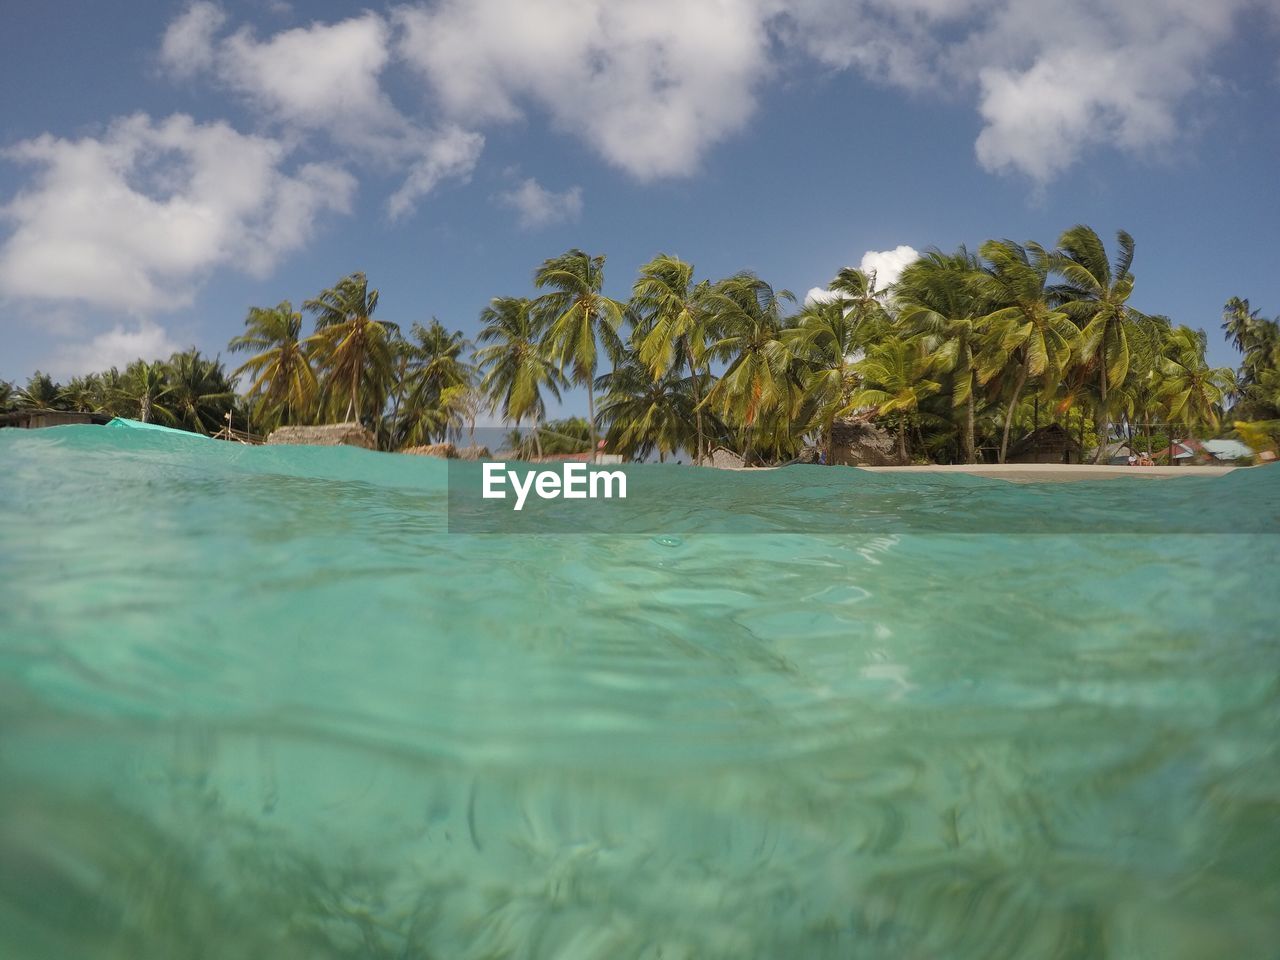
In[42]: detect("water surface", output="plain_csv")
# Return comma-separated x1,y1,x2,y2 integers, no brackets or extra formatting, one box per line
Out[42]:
1,426,1277,958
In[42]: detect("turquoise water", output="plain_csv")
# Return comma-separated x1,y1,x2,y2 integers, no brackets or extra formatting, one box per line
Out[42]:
1,425,1278,959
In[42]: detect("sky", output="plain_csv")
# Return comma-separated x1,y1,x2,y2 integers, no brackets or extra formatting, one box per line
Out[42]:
2,0,1278,421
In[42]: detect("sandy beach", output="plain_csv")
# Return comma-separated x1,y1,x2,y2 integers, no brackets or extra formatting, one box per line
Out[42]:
857,463,1243,482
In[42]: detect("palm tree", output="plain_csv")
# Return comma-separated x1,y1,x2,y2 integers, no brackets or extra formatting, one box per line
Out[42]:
828,266,891,332
597,357,693,462
631,254,712,464
305,272,399,424
58,374,104,413
229,301,317,427
15,372,65,410
476,296,564,459
704,273,795,464
121,360,174,424
895,247,990,463
395,319,474,447
786,299,864,463
164,350,235,434
1116,312,1174,450
1222,296,1263,355
1158,326,1235,434
1052,226,1138,462
974,239,1078,462
534,250,626,457
848,338,941,464
0,379,14,412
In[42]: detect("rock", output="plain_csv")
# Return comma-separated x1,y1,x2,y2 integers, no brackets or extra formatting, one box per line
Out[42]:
401,442,458,458
266,422,376,449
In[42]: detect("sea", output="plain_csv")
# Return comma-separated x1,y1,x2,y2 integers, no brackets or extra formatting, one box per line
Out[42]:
1,424,1277,959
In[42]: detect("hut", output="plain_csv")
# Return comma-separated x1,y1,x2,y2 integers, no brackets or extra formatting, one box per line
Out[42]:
829,419,896,466
1007,424,1082,464
266,422,376,449
704,446,745,469
402,442,458,458
0,409,112,430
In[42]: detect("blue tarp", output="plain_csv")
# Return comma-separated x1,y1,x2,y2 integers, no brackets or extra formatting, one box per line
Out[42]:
105,417,210,438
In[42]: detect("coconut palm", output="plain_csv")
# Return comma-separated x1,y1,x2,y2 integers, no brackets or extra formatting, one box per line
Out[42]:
14,372,65,410
534,250,626,457
786,297,869,463
165,350,235,434
847,337,941,464
974,239,1079,461
895,247,990,463
704,273,795,464
305,273,399,424
1158,326,1235,434
1114,312,1174,449
121,360,175,424
1222,297,1264,355
229,301,317,427
597,357,693,462
828,266,892,331
476,296,564,459
0,379,14,412
1052,226,1138,462
395,319,474,447
631,254,712,464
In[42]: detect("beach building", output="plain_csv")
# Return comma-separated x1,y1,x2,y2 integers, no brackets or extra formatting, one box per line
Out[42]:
1007,424,1082,464
1154,437,1254,465
0,409,112,429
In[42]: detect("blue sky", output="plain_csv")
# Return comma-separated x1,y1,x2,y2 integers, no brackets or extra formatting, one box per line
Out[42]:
2,0,1278,421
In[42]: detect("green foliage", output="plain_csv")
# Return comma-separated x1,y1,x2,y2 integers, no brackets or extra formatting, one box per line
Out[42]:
11,226,1274,465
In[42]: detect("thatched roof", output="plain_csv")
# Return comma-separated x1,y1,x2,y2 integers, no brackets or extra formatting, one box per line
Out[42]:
401,442,457,458
704,446,745,468
1010,424,1080,452
456,445,491,461
266,422,375,449
830,418,896,466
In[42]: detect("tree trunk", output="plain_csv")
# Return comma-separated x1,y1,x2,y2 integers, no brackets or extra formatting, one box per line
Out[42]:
688,358,706,466
140,396,151,423
826,414,836,466
897,417,907,465
999,364,1028,464
587,381,597,463
532,411,543,460
1093,356,1109,463
965,380,976,464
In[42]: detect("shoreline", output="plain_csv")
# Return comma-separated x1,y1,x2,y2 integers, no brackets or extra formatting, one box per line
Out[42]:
716,462,1249,482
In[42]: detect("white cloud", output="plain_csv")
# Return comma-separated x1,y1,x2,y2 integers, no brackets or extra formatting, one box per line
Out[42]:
496,178,583,229
155,0,1263,197
49,321,181,378
159,1,227,79
778,0,1260,182
860,245,919,291
388,126,485,220
0,113,354,312
160,4,482,217
395,0,771,180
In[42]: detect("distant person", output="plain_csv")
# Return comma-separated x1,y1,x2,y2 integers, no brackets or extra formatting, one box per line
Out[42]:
818,450,827,465
1128,453,1137,467
1138,451,1154,467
